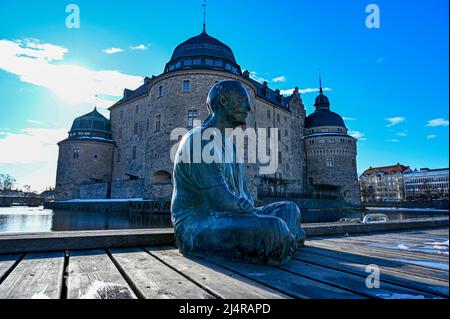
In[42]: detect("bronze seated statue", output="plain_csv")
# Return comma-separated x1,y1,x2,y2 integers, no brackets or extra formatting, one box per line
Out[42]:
171,80,305,266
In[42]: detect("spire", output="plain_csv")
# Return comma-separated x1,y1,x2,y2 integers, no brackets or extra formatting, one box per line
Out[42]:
318,70,323,94
202,0,207,33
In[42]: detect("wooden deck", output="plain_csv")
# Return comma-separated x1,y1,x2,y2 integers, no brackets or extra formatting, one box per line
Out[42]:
0,228,448,299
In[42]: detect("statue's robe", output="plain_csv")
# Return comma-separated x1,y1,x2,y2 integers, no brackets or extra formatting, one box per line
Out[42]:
171,125,304,265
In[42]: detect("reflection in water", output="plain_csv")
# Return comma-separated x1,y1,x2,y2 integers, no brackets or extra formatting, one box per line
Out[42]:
0,206,172,234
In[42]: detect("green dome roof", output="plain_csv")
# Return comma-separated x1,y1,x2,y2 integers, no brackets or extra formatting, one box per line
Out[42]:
69,108,112,140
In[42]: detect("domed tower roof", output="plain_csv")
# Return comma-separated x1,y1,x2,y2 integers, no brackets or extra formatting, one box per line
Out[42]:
165,29,241,75
69,108,112,140
305,79,346,129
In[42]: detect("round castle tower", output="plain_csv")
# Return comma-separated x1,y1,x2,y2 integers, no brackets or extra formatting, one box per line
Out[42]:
55,108,114,200
303,84,360,206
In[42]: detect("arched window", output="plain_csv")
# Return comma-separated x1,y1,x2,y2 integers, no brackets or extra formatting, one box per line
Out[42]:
153,171,172,184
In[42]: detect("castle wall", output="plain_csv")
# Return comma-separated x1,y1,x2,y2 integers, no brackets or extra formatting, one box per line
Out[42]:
304,126,360,206
55,140,114,200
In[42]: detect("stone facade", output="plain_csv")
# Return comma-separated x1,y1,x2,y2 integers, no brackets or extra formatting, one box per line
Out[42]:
109,70,306,200
55,140,114,200
304,125,360,206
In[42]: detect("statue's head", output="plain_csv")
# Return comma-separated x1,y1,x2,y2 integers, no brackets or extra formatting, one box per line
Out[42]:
206,80,251,128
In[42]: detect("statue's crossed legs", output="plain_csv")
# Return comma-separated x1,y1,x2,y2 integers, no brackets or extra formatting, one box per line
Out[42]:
175,201,305,266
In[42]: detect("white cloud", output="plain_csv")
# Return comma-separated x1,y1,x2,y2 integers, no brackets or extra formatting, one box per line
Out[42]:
386,139,400,143
426,118,449,127
249,71,269,83
377,58,385,63
0,128,67,164
27,119,43,125
130,44,150,50
396,130,408,137
272,76,287,83
103,47,124,54
427,134,437,139
385,117,405,127
349,130,367,141
0,38,143,108
343,117,355,121
280,87,331,96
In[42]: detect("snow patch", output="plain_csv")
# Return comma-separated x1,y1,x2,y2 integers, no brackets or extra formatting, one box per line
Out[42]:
392,258,449,271
80,281,134,299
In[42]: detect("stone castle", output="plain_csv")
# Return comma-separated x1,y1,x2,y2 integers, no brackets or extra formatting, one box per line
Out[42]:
55,28,361,206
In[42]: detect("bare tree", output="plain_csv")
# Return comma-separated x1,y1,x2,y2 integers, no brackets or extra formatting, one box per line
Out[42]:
0,174,16,191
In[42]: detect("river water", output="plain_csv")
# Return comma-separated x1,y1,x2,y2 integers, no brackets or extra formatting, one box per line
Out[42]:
0,206,448,234
0,206,172,234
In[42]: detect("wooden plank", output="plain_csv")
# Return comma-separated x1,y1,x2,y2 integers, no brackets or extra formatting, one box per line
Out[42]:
0,254,21,283
109,248,213,299
331,235,449,259
0,229,174,254
282,258,442,299
146,247,289,299
313,236,449,263
294,250,448,297
307,241,449,276
67,250,137,299
206,257,366,299
301,244,449,282
0,252,65,299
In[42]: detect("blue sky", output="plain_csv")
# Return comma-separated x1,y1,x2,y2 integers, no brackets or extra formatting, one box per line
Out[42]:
0,0,448,191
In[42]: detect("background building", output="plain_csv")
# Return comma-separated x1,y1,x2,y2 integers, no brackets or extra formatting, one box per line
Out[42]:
359,164,410,202
55,28,360,206
403,168,449,200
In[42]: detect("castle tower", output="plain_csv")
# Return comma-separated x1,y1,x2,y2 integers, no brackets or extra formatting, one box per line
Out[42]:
303,81,360,206
55,108,114,200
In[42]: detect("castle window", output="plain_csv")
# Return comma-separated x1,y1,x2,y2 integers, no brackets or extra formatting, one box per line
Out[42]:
135,105,139,113
214,60,223,67
134,123,138,135
155,114,161,132
267,110,271,119
231,67,238,74
146,118,149,132
175,62,181,69
193,58,201,65
117,149,121,162
205,59,213,66
132,146,137,160
322,128,329,133
326,158,333,167
278,151,282,164
153,171,172,184
184,60,192,66
159,85,165,97
285,129,288,137
120,110,124,119
277,114,280,122
225,64,231,70
309,177,314,185
183,80,190,92
73,148,80,159
188,110,198,127
118,127,123,139
169,65,175,71
319,139,325,144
